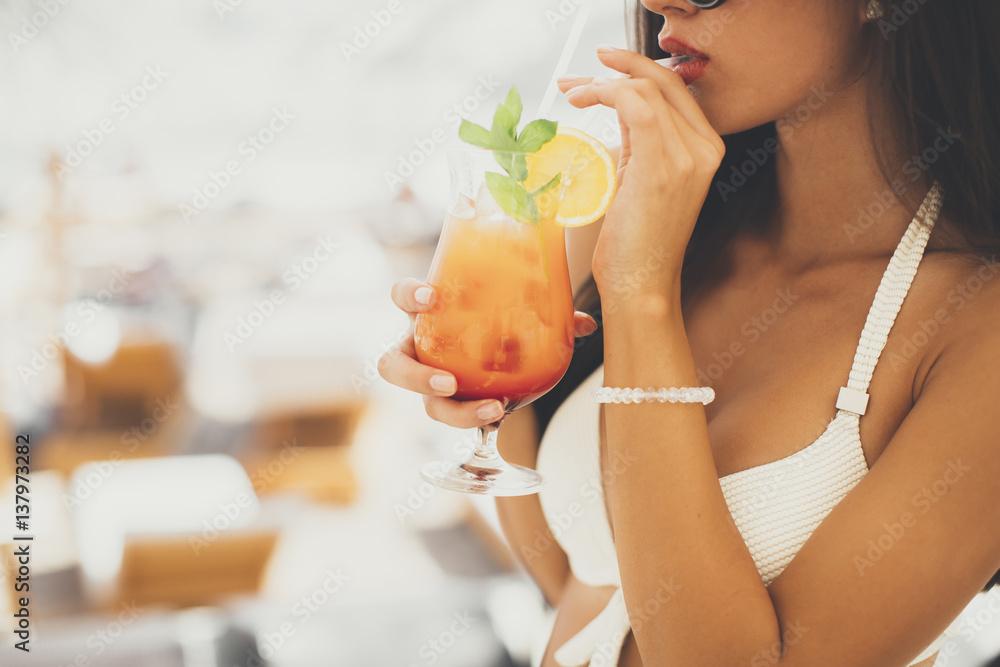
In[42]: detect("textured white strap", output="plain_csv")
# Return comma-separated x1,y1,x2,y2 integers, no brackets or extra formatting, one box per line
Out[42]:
838,182,944,415
554,587,631,667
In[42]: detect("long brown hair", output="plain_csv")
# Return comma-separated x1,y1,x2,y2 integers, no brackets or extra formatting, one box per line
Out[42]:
531,0,1000,591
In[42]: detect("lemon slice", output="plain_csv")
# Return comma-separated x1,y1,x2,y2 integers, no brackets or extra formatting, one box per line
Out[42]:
524,127,616,227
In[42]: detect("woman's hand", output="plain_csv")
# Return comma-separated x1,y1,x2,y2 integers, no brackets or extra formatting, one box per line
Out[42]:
378,278,599,427
558,46,725,304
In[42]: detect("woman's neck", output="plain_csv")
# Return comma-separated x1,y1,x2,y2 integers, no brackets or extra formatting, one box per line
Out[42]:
764,74,936,274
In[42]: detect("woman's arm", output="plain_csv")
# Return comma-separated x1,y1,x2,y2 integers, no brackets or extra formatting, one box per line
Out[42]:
562,47,1000,667
602,266,1000,667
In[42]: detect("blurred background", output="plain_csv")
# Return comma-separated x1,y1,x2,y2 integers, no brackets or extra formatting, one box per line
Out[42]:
0,0,997,665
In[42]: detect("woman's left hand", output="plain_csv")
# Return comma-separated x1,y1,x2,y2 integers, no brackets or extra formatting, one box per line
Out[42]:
559,46,725,305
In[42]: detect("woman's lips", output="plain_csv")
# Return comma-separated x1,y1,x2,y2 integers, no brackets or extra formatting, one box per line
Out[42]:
657,37,710,85
658,36,709,59
655,55,709,85
671,58,709,85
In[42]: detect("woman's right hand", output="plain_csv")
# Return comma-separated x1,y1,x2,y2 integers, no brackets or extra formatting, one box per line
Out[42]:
378,277,599,429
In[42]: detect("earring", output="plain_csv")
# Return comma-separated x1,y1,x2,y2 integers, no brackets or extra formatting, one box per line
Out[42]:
866,0,884,21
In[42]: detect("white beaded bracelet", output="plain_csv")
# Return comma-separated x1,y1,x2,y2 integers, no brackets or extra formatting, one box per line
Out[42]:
594,386,715,405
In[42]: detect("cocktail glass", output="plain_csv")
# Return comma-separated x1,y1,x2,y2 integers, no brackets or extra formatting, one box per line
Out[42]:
414,145,576,495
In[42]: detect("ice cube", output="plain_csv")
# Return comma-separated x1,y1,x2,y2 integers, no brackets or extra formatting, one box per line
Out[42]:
450,191,476,219
476,182,525,227
474,182,505,219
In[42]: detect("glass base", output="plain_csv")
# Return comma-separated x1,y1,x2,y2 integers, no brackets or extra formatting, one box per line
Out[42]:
420,459,545,496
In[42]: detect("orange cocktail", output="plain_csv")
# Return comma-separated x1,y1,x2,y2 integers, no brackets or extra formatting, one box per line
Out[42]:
414,207,575,413
411,87,615,495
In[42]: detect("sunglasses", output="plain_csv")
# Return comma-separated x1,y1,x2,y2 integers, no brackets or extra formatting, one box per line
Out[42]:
687,0,727,7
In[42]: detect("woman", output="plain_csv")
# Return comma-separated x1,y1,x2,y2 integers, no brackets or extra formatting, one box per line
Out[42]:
380,0,1000,665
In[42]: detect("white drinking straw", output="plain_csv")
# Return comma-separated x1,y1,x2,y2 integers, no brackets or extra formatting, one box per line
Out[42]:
537,1,592,118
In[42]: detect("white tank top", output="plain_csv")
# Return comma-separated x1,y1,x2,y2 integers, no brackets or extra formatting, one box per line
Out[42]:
536,182,982,666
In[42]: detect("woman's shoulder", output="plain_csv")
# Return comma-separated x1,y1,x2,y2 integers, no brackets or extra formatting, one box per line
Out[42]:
918,243,1000,321
909,243,1000,390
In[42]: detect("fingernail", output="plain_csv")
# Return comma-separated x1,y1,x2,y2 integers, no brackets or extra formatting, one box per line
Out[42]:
429,374,456,393
557,74,582,82
580,320,598,336
414,286,433,305
596,44,618,54
477,402,504,421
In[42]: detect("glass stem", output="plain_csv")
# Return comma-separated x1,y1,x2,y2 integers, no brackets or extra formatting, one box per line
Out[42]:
473,420,504,464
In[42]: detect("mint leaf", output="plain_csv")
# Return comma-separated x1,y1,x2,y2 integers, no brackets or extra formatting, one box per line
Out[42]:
458,121,493,149
455,86,559,283
485,171,538,225
511,152,529,181
517,119,558,153
490,87,524,150
484,172,519,210
503,87,523,129
492,103,519,146
529,172,562,197
492,150,514,178
492,150,528,181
